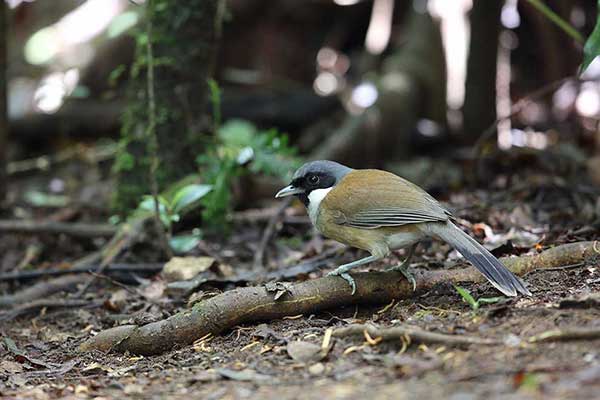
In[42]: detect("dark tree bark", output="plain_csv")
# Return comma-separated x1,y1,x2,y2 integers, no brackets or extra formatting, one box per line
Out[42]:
0,1,7,203
113,0,224,213
463,0,504,141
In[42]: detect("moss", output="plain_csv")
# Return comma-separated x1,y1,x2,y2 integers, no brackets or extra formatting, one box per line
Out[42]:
112,0,223,214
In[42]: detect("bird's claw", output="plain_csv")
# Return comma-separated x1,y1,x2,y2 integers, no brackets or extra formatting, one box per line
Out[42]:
403,270,417,292
327,270,357,295
386,264,417,291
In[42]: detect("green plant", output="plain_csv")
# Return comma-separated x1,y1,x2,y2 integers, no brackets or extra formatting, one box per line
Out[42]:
583,1,600,73
524,0,600,75
134,183,211,253
454,285,504,311
197,119,301,228
524,0,584,44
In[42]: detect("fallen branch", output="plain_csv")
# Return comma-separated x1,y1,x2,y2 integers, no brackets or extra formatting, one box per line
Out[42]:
0,219,117,238
332,323,498,346
0,263,164,282
7,142,116,176
80,241,598,355
253,197,292,269
0,299,96,322
75,216,150,297
0,275,87,307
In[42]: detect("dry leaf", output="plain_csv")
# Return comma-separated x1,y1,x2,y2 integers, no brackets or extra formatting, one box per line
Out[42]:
162,256,215,282
0,360,24,373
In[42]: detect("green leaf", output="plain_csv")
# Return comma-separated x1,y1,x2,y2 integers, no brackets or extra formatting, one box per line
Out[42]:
582,2,600,74
138,195,168,213
196,119,301,230
218,119,256,147
169,234,201,254
171,184,212,214
136,195,171,227
24,190,69,208
454,285,479,310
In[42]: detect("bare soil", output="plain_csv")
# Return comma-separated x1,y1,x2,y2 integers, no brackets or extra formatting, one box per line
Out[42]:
1,164,599,399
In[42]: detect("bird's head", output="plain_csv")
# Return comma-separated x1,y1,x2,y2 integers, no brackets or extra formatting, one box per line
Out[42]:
275,160,352,206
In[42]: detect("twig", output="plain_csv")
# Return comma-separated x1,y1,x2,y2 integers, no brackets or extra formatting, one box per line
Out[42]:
0,263,164,282
543,262,586,271
528,327,600,343
0,219,117,238
75,216,149,297
2,245,338,308
88,271,164,306
472,76,574,157
7,142,116,176
524,0,584,44
0,275,87,307
332,323,498,346
253,197,292,269
80,241,598,355
0,299,96,322
523,262,585,276
87,271,140,295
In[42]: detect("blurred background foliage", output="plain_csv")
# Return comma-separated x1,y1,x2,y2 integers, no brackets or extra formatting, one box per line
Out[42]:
0,0,599,239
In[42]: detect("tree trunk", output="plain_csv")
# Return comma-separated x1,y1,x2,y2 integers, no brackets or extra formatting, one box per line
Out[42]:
113,0,224,213
309,8,447,167
0,1,7,203
463,0,503,141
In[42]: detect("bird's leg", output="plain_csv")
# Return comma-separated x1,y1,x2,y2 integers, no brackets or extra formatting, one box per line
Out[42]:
327,255,379,295
385,244,417,290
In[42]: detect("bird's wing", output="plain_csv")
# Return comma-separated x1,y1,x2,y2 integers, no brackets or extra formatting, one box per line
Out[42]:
323,169,450,229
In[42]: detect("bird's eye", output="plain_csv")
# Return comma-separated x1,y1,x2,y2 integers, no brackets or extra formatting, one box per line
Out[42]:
308,175,320,185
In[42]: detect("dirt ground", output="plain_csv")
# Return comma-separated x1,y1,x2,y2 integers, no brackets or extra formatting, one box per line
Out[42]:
1,266,599,400
1,161,600,399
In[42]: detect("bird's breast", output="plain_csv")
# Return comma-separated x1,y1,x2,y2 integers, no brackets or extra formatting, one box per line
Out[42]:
307,188,332,226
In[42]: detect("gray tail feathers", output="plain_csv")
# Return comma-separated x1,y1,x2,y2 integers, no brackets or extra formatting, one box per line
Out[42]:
430,222,531,297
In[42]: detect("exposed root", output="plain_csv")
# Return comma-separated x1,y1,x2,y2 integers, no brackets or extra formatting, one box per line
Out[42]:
332,323,499,346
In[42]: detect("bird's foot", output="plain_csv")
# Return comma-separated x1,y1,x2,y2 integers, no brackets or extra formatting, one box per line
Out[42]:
327,268,357,295
385,263,416,291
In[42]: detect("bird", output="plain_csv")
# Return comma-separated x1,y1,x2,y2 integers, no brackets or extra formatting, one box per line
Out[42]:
275,160,530,297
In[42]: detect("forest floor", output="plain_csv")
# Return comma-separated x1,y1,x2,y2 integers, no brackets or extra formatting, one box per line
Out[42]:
1,153,599,399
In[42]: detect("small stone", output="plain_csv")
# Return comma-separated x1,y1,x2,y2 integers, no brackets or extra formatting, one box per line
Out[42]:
286,341,324,364
308,363,325,375
504,333,521,347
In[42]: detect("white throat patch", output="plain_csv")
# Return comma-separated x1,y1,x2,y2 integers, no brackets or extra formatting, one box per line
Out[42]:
307,188,332,225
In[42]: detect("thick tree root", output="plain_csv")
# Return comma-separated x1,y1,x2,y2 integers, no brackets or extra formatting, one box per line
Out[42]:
80,241,599,355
